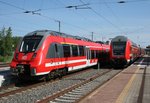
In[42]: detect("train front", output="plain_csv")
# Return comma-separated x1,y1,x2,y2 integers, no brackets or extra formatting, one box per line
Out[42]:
110,36,128,67
10,30,47,80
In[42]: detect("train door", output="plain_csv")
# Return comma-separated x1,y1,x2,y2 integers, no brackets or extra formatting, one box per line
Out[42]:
86,47,91,66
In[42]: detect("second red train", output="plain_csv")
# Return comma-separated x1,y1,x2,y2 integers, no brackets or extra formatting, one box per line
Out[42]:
110,35,144,68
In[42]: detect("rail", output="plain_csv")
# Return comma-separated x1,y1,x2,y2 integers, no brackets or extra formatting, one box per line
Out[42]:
0,63,10,68
37,69,121,103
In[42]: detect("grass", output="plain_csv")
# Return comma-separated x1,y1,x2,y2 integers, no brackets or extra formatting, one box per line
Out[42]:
0,55,13,63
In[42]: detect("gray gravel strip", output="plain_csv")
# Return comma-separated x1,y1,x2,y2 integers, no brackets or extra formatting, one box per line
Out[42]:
0,69,109,103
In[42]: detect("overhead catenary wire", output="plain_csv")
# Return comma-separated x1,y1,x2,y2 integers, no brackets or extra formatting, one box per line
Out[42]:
103,0,126,32
79,0,127,35
0,0,99,38
0,1,58,33
1,0,148,41
55,0,108,37
117,0,149,3
103,0,123,23
90,0,149,5
0,0,124,36
0,0,25,10
0,0,118,40
55,0,101,33
0,12,23,16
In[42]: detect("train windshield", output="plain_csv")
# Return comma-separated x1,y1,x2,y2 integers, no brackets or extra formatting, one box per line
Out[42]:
19,36,43,53
112,42,126,55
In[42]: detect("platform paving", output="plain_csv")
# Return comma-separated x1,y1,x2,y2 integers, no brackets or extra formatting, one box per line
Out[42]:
121,66,143,103
79,65,139,103
79,57,150,103
143,66,150,103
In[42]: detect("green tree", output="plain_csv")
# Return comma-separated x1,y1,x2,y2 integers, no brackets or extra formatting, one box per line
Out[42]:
0,27,22,62
5,27,13,56
12,36,22,51
0,27,6,56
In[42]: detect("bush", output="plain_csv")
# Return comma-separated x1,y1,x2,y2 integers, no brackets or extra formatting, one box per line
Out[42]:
0,56,4,62
0,55,13,63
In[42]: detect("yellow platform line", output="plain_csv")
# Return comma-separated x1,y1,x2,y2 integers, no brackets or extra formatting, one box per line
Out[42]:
115,67,140,103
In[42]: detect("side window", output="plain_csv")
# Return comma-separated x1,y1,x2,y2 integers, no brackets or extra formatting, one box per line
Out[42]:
91,50,95,59
94,50,96,58
79,46,85,56
99,50,102,58
63,44,71,57
46,43,55,58
57,44,64,58
95,50,97,58
96,50,100,58
46,43,64,58
71,45,78,57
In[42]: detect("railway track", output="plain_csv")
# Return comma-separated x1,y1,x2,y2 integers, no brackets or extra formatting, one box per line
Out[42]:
0,63,10,68
0,68,89,96
0,68,100,99
0,68,117,103
0,81,45,98
37,69,121,103
0,68,93,95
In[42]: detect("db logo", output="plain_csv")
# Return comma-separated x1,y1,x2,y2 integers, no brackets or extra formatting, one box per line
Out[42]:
22,56,27,60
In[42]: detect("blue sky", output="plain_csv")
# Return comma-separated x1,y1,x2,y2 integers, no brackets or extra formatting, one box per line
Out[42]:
0,0,150,48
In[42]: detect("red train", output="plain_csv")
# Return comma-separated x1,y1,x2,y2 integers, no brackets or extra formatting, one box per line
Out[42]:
110,36,143,68
10,30,110,80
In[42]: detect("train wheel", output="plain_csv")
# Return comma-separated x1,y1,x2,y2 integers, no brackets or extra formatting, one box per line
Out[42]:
45,71,55,81
57,69,63,79
62,68,68,76
45,73,51,81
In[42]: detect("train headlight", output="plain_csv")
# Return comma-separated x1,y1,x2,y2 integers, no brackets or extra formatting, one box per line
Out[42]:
32,53,37,59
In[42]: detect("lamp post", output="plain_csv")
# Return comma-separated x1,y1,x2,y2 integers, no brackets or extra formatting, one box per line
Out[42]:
91,32,93,41
55,20,61,33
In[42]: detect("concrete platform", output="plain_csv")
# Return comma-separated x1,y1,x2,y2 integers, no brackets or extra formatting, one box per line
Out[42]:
79,57,150,103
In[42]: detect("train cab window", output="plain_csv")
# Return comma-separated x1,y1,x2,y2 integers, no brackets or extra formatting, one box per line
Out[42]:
20,36,43,53
79,46,85,56
63,44,71,57
112,42,126,55
71,45,78,57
